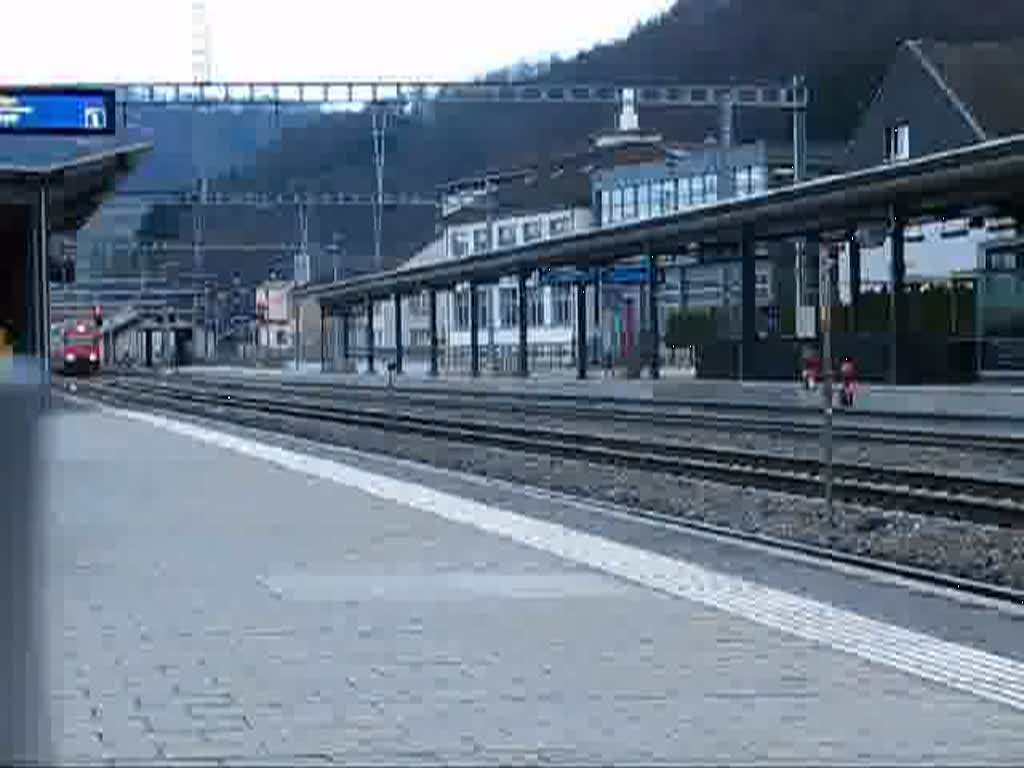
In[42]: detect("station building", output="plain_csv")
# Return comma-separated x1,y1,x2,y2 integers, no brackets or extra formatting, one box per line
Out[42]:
842,38,1024,371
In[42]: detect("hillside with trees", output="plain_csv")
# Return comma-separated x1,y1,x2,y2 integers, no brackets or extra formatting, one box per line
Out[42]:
138,0,1024,282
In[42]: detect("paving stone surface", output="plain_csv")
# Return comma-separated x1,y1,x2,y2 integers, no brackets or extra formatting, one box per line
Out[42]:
44,410,1024,764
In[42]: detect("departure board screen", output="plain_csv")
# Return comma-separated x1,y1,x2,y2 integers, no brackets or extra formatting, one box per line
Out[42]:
0,89,116,134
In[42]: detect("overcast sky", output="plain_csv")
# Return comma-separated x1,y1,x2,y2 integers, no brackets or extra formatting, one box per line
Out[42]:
4,0,674,83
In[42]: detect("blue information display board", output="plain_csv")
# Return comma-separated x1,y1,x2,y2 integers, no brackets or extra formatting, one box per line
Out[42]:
0,88,116,135
539,266,658,286
600,266,651,285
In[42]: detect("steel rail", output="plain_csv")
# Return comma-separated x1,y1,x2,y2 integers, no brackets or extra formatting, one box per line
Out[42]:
83,376,1024,529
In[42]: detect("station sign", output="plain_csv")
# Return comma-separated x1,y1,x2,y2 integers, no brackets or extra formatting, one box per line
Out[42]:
538,267,591,285
539,265,661,286
600,266,652,285
0,88,116,135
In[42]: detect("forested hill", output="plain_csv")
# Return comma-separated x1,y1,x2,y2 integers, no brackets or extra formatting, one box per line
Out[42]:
139,0,1024,278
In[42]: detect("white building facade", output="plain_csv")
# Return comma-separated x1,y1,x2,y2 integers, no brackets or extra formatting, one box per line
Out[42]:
364,208,600,374
444,206,596,373
254,279,295,351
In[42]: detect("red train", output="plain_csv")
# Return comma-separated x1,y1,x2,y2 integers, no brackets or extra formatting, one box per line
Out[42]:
52,319,102,376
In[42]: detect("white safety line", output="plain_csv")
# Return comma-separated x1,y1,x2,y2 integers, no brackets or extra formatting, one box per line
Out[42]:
105,405,1024,712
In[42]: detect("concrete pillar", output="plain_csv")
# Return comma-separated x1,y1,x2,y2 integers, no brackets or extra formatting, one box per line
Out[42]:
740,227,756,380
469,283,480,377
647,252,660,379
341,311,350,363
517,270,529,377
28,183,51,367
319,305,326,371
592,268,602,364
0,384,48,764
428,288,439,377
392,293,403,375
890,214,906,330
848,234,861,333
889,210,907,383
575,280,587,380
293,296,301,372
365,298,374,374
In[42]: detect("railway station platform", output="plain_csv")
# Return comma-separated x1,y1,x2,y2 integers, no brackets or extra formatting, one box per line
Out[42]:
39,398,1024,763
182,363,1024,420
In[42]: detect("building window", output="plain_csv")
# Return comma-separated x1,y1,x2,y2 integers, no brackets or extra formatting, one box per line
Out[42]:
601,190,612,226
660,179,676,212
988,251,1018,271
734,166,766,197
625,186,638,219
454,288,470,330
529,287,544,326
678,177,691,208
705,173,718,203
472,227,490,253
523,219,543,243
638,183,651,219
750,165,766,194
551,285,572,326
549,215,571,236
497,224,517,248
650,184,663,217
612,187,624,221
450,231,469,258
734,167,748,198
477,287,491,327
499,286,519,327
691,175,705,206
887,122,910,161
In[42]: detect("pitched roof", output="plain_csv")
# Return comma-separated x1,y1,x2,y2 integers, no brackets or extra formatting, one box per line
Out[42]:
399,237,446,270
912,39,1024,140
440,151,594,225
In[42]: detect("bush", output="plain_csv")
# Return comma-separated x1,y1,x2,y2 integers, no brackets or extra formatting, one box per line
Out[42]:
665,308,718,349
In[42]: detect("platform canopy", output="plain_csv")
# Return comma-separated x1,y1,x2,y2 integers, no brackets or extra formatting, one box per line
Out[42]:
0,134,152,365
298,133,1024,307
0,134,151,230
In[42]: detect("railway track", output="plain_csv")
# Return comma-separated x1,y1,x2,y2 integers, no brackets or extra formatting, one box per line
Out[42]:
164,371,1024,454
75,375,1024,529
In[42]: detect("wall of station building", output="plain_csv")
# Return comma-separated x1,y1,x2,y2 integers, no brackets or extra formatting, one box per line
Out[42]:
444,207,595,260
592,142,770,228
